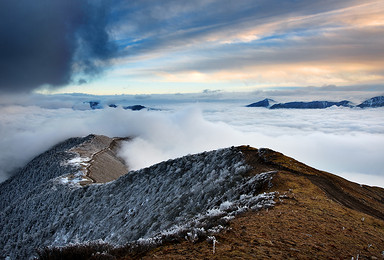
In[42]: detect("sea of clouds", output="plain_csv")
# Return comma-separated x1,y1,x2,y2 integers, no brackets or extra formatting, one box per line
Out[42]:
0,93,383,187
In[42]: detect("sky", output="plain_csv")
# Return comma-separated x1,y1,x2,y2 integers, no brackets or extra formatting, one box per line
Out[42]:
0,0,384,95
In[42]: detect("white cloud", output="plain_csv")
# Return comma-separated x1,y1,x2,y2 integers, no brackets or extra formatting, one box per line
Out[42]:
0,95,383,188
118,104,384,187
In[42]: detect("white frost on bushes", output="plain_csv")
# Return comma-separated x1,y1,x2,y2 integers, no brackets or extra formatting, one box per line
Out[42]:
59,154,92,185
57,152,92,185
60,173,89,185
0,147,276,259
66,156,91,167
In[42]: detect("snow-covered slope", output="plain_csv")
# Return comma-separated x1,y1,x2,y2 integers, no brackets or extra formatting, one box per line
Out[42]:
246,96,384,109
0,136,92,211
0,143,275,259
357,96,384,108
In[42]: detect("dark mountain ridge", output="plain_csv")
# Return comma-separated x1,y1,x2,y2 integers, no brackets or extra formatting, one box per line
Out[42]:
270,100,353,109
246,96,384,109
245,98,276,108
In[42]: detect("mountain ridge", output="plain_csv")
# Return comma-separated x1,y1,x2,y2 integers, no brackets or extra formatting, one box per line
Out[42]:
1,138,275,259
1,136,384,259
113,146,384,259
246,95,384,109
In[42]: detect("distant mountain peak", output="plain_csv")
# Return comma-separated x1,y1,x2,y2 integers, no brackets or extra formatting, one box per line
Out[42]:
270,100,353,109
123,104,147,111
246,96,384,110
357,96,384,108
85,101,103,109
246,98,276,108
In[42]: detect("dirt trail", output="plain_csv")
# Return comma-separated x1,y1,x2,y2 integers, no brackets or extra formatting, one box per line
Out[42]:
86,137,131,183
70,135,131,184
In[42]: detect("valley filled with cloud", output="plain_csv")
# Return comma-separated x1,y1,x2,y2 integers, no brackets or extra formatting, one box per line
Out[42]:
1,93,383,187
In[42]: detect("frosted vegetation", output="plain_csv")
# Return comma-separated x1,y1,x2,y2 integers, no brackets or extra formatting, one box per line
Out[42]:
0,136,92,211
0,137,275,259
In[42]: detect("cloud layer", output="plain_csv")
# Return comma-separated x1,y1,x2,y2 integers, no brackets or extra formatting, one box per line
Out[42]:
0,94,383,187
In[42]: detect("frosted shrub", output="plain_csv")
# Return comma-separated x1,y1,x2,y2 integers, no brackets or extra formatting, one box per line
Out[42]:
1,146,276,259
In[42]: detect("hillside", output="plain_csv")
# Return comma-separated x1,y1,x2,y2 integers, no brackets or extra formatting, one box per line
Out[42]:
39,148,384,259
1,137,384,259
1,137,275,259
124,147,384,259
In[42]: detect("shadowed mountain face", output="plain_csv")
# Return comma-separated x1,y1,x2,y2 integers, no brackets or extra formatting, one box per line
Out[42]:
246,98,275,108
270,100,353,109
1,136,384,259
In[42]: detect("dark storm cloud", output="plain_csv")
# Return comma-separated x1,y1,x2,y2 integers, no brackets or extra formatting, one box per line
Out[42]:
0,0,117,93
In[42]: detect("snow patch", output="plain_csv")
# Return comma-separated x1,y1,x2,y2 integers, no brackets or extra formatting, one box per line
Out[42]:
59,153,92,185
66,156,91,167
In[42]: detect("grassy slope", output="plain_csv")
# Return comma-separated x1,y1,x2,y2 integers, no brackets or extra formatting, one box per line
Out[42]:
120,146,384,259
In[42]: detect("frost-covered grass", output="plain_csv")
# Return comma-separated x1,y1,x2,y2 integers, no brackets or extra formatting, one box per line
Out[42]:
0,146,275,259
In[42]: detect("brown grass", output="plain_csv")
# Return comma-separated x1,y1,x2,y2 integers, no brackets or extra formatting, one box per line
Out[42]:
117,147,384,259
128,171,384,259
